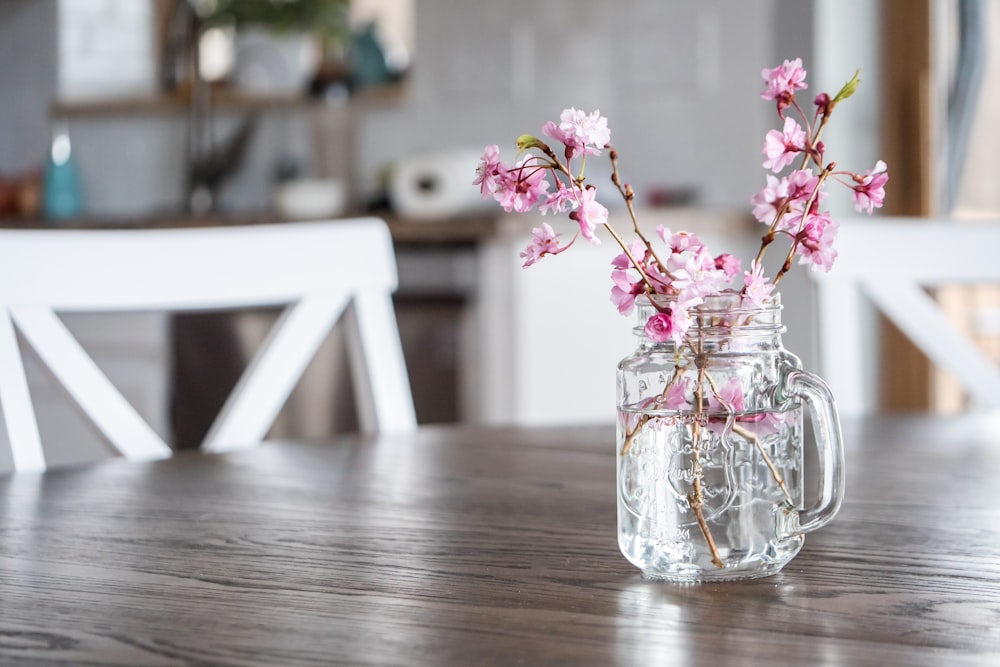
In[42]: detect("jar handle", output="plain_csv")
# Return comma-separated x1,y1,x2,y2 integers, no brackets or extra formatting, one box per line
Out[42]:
782,369,845,534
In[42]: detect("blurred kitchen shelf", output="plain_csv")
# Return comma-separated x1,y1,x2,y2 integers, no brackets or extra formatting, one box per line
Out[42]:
51,82,407,118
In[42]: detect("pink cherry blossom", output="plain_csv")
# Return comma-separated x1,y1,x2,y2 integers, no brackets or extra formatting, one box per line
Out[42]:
570,187,607,244
542,121,584,159
741,262,775,307
795,211,839,272
708,377,746,414
761,58,808,116
762,117,806,173
610,269,644,315
611,239,647,271
656,226,705,255
474,144,505,199
642,260,673,293
519,222,568,267
663,376,692,411
785,169,822,208
750,174,789,224
714,254,742,281
852,160,889,215
494,159,550,213
643,311,675,343
539,185,578,215
669,248,734,302
558,108,611,154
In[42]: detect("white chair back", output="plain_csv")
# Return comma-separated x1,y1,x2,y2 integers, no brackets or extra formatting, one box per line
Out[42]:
811,217,1000,416
0,218,416,472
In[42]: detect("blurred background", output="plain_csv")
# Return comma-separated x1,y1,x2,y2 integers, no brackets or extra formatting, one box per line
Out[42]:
0,0,997,467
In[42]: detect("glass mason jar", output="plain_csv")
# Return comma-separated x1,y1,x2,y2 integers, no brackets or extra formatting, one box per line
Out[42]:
616,293,844,582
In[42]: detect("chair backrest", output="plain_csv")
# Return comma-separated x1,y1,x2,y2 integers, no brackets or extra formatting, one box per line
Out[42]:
811,217,1000,416
0,218,416,472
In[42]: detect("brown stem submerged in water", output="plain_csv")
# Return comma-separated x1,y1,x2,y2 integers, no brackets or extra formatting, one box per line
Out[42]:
731,423,794,506
692,363,725,569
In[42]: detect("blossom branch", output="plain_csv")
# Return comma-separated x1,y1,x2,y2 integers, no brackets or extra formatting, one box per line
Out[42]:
609,148,669,275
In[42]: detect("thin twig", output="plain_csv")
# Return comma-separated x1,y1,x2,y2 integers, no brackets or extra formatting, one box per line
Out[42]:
692,358,724,569
702,374,794,506
731,423,794,506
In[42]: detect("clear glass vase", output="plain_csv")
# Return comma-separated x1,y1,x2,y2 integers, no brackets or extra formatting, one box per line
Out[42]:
616,293,844,582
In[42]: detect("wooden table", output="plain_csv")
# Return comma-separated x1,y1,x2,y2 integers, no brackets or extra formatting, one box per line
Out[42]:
1,415,999,665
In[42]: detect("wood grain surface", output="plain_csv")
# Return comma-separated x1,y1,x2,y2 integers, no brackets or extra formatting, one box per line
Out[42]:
2,415,999,666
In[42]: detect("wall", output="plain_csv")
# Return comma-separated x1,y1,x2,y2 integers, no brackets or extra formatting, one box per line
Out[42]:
356,0,779,212
0,0,57,174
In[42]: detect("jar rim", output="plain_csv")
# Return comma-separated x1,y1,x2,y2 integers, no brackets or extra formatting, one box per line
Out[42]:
639,291,781,315
634,291,785,340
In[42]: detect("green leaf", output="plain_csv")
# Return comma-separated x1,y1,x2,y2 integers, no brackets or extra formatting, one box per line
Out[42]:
832,70,861,104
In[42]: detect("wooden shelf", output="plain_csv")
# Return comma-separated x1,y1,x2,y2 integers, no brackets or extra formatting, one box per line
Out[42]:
51,81,406,118
52,91,320,117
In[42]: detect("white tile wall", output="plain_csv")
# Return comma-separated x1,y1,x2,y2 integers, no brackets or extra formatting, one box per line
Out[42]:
57,0,156,101
356,0,777,211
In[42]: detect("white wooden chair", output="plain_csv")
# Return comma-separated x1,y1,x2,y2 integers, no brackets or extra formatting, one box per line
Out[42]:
811,217,1000,416
0,218,417,472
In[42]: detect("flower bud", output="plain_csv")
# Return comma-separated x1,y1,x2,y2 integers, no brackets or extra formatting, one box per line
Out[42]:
515,134,541,150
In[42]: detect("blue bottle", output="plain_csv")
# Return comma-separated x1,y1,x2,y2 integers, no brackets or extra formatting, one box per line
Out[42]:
43,124,83,221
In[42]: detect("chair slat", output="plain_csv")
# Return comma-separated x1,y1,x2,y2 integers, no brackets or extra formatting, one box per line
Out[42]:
10,305,172,461
203,291,352,453
0,307,45,472
347,290,419,434
864,278,1000,409
813,219,1000,415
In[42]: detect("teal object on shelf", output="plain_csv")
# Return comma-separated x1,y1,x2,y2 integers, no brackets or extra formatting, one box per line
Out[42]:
43,126,83,221
349,22,390,90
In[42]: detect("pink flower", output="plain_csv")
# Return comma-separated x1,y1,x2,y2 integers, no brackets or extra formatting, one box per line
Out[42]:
708,377,746,414
741,262,775,307
474,144,505,199
642,260,673,293
610,269,644,315
852,160,889,214
656,226,705,254
643,302,696,345
611,239,647,271
610,240,652,315
643,311,676,343
542,121,583,159
494,158,550,213
762,117,806,173
795,211,839,272
558,108,611,154
519,222,568,267
539,184,578,215
669,249,733,301
751,174,789,224
761,58,808,115
663,377,692,411
714,253,742,281
785,169,822,208
570,187,607,244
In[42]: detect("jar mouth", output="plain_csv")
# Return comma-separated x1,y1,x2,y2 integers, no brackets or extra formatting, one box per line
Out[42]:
634,291,784,339
642,291,781,315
